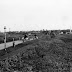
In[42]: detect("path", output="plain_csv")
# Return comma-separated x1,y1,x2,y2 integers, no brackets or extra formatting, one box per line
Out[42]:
0,40,23,50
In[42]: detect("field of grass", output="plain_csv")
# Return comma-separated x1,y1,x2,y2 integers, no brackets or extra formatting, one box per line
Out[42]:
0,32,23,44
56,34,72,43
0,33,72,72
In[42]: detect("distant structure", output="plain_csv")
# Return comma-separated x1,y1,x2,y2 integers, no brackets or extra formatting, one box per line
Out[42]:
9,28,10,32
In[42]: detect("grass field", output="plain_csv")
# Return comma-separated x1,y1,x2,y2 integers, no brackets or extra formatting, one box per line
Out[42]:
0,33,72,72
0,32,23,44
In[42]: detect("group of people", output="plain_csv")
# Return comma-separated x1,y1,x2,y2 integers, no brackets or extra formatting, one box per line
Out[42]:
22,34,38,43
22,34,28,42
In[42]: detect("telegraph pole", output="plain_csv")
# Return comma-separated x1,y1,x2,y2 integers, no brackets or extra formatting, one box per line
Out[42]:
4,26,6,52
70,26,71,33
9,28,10,32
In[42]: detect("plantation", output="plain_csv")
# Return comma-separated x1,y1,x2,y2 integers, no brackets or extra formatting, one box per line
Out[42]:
0,33,72,72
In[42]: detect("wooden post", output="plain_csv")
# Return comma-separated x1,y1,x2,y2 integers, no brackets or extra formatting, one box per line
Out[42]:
4,26,6,52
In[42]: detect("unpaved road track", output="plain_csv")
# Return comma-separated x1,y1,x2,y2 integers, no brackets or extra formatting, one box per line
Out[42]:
0,40,23,50
0,37,38,50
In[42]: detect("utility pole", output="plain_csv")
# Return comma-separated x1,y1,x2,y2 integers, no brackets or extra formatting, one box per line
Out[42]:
70,26,71,33
9,28,10,32
4,26,6,52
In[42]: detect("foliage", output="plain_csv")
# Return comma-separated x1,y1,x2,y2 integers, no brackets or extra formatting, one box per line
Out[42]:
0,34,72,72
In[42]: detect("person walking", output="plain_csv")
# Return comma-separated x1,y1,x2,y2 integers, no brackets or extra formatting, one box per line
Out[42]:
34,34,38,39
24,34,28,42
22,37,24,43
13,38,15,47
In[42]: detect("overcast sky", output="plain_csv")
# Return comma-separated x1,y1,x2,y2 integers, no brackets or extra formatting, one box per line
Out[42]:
0,0,72,32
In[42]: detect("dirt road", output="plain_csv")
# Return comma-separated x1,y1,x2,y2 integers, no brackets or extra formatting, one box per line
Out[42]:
0,36,38,50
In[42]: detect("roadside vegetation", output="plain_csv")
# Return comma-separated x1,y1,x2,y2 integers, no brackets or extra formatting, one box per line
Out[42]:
0,32,23,44
0,31,72,72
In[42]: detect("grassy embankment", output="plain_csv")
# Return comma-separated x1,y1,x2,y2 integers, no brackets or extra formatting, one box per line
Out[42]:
0,34,72,71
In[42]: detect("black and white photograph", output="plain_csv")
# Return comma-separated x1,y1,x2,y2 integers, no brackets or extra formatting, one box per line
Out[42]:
0,0,72,72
